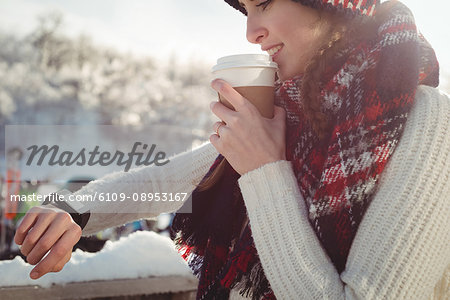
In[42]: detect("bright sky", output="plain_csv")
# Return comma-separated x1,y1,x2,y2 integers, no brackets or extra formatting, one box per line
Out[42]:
0,0,449,78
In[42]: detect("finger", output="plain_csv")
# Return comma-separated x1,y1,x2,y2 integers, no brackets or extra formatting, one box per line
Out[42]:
210,101,237,125
51,250,72,273
29,226,80,280
26,213,72,265
273,105,287,120
20,212,56,256
209,133,222,151
211,79,247,111
14,207,40,245
30,243,72,279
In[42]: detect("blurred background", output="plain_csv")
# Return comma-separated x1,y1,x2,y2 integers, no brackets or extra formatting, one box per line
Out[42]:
0,0,449,260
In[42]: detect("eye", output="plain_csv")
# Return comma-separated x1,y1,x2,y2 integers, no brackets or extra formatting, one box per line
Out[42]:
256,0,272,10
239,0,271,14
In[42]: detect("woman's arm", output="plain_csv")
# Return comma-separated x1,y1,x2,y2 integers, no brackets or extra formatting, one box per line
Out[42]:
76,141,218,236
14,141,218,280
237,86,450,299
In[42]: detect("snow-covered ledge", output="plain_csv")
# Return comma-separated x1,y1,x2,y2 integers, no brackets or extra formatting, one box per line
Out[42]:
0,231,198,299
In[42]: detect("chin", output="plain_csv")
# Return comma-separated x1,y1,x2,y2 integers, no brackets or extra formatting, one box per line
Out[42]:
277,69,287,81
277,70,293,82
278,67,304,81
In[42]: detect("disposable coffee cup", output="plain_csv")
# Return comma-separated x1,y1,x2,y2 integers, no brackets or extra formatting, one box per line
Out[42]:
212,54,278,118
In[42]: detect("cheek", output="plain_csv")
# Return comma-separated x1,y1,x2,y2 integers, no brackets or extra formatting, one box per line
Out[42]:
291,26,323,60
272,18,291,39
290,23,317,45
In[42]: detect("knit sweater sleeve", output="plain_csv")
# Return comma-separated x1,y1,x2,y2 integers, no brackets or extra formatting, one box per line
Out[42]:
77,141,218,236
236,86,450,300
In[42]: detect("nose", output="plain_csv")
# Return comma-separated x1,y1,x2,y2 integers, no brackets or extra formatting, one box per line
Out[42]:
246,16,267,44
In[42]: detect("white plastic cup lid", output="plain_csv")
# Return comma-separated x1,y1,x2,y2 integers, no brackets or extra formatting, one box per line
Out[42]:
212,54,278,72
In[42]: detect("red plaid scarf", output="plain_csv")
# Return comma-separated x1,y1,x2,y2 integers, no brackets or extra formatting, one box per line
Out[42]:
171,2,439,299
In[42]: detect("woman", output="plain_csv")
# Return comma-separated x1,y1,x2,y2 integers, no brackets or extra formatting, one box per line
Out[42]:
13,0,449,299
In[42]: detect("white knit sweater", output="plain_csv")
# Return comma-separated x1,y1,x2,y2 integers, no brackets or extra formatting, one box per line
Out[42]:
76,85,450,300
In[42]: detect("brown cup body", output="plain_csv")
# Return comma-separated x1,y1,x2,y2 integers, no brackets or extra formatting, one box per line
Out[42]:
218,86,275,118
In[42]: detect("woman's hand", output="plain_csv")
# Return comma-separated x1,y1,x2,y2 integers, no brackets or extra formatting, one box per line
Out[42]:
14,205,82,279
210,79,287,175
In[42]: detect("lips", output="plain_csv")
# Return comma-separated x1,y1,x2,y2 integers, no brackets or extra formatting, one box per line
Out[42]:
266,44,283,56
264,45,283,65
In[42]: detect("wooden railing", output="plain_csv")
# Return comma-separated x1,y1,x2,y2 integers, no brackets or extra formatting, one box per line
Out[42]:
0,275,198,300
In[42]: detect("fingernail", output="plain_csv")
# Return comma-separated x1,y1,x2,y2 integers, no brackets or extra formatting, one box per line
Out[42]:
30,271,39,279
211,79,222,90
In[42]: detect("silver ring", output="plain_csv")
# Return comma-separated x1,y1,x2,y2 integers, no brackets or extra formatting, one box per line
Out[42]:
216,122,224,136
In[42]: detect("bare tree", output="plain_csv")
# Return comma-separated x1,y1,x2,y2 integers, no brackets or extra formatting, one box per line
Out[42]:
28,11,73,70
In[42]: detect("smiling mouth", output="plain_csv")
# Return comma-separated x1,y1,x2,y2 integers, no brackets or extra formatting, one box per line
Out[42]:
266,45,283,56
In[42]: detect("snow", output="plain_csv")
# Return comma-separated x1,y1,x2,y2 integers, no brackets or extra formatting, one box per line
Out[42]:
0,231,193,288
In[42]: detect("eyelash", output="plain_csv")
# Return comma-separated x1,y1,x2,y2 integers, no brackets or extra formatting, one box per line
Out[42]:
242,0,271,13
256,0,272,10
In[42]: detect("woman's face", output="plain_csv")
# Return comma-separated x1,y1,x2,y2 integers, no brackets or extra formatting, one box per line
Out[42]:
238,0,330,81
